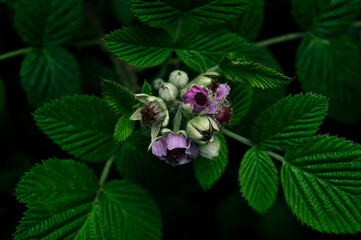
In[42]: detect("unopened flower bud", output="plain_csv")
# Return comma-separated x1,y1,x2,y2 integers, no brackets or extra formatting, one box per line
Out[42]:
186,116,219,144
159,83,178,102
169,70,189,89
153,78,165,90
194,76,212,87
199,136,220,159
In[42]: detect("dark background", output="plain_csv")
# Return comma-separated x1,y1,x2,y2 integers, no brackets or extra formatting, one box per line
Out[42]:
1,0,361,239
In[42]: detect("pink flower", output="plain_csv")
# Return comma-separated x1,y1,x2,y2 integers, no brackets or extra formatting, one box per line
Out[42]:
182,85,211,113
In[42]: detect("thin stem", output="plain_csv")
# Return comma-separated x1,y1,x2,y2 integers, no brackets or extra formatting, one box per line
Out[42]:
255,32,307,47
98,155,115,187
222,128,286,163
0,47,32,61
173,108,182,132
351,20,361,28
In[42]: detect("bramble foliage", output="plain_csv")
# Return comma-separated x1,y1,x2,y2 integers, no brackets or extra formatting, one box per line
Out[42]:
1,0,360,238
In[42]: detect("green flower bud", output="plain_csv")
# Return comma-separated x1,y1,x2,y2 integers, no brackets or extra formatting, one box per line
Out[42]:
153,78,165,90
194,76,212,87
159,83,178,102
186,116,219,144
198,136,220,160
169,70,189,89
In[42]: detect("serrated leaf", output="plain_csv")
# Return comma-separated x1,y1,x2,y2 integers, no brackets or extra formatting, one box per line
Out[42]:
130,0,249,27
249,46,283,73
34,95,117,162
282,135,361,234
252,93,328,152
228,81,253,126
180,53,209,73
296,35,361,124
14,0,83,45
15,159,162,239
227,0,264,41
193,134,228,191
142,81,152,95
239,148,278,214
101,79,136,117
218,58,292,88
292,0,361,37
114,112,135,142
20,47,82,107
0,77,5,113
104,26,251,68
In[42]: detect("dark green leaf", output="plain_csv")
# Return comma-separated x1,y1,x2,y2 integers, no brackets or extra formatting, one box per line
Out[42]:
180,53,209,73
114,112,135,142
193,134,228,191
296,35,361,124
112,0,135,26
253,93,328,151
249,46,283,73
20,47,82,107
239,148,278,214
0,77,5,113
218,57,292,88
282,135,361,233
228,81,253,126
14,0,83,45
142,81,153,95
33,95,117,162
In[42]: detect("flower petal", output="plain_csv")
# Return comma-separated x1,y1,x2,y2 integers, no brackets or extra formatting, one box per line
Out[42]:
216,84,231,100
186,141,198,159
152,138,167,157
208,101,218,114
166,133,187,150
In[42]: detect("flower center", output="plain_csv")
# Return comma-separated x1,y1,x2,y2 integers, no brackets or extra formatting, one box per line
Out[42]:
165,148,186,163
217,106,233,125
141,105,158,127
194,92,208,106
210,81,219,93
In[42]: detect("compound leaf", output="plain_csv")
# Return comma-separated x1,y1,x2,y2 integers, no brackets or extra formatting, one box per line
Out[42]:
239,148,278,214
282,135,361,234
33,95,117,162
252,93,328,151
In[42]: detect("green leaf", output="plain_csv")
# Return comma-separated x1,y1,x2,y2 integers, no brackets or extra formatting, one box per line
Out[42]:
104,26,173,67
33,95,117,162
130,0,249,27
249,46,283,73
104,26,251,68
179,52,209,73
0,77,5,114
292,0,361,37
193,134,228,191
14,0,83,45
227,0,264,41
239,148,278,214
101,79,136,117
142,81,153,95
228,81,253,126
114,112,135,142
218,57,292,88
252,93,328,152
16,159,162,239
20,47,82,107
282,135,361,234
296,35,361,124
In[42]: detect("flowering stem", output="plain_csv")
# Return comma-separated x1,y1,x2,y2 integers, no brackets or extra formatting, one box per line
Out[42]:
0,47,32,61
222,128,285,163
255,32,308,47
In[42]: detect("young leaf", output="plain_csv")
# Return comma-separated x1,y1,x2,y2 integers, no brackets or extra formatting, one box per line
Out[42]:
114,112,135,142
282,135,361,234
15,159,163,239
0,77,5,113
239,148,278,214
14,0,83,45
252,93,328,152
292,0,361,37
33,95,117,162
20,47,82,107
142,80,153,95
130,0,249,27
228,81,253,126
193,134,228,191
296,35,361,124
218,57,292,88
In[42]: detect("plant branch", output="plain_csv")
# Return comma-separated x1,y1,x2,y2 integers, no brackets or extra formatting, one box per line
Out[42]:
255,32,308,47
222,128,286,163
98,155,115,187
0,47,32,61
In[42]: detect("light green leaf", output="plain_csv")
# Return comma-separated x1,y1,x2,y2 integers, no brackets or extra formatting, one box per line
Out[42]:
218,57,292,88
296,35,361,124
142,81,153,95
33,95,117,162
227,0,264,41
15,159,163,239
292,0,361,37
239,148,278,214
14,0,83,45
0,77,5,113
228,81,253,126
20,47,82,107
252,93,328,152
282,135,361,234
130,0,249,27
193,134,228,191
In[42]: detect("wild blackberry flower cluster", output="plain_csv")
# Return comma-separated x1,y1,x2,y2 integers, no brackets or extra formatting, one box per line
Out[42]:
130,70,233,166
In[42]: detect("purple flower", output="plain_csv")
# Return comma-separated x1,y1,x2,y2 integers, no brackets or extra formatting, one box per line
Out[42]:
152,133,198,166
183,85,210,113
215,84,231,101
